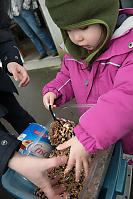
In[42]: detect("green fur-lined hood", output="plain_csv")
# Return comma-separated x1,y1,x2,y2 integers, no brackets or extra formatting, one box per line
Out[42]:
45,0,119,63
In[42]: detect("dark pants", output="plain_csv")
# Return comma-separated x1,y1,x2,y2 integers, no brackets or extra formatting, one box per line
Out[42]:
120,0,133,8
0,92,36,134
13,9,56,54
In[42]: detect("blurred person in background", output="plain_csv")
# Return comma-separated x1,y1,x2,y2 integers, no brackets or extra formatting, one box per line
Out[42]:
119,0,133,8
11,0,58,59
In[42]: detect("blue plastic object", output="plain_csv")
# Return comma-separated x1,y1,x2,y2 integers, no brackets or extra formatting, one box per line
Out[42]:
1,123,54,199
2,168,37,199
17,123,53,158
99,141,127,199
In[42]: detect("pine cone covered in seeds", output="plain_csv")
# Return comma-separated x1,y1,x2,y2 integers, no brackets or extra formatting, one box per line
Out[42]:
49,118,76,146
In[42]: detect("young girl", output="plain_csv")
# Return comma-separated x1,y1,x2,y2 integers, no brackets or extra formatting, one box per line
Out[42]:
43,0,133,182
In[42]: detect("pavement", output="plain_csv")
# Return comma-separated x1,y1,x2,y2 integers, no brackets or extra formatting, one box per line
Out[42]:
24,55,61,71
20,37,62,71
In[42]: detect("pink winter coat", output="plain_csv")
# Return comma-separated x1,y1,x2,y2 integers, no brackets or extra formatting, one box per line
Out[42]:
43,9,133,155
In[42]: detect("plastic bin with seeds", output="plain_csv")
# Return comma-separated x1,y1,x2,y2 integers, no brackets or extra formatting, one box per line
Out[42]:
34,104,114,199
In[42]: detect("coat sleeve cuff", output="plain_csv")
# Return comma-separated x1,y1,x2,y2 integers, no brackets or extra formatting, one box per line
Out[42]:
0,42,23,75
42,87,60,97
74,124,101,154
0,132,21,176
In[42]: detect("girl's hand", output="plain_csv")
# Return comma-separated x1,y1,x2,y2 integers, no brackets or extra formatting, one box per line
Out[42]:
8,152,68,199
7,62,29,87
56,137,90,182
43,92,56,110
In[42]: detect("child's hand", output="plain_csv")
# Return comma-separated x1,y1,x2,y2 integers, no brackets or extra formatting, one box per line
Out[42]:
43,92,56,110
56,137,90,182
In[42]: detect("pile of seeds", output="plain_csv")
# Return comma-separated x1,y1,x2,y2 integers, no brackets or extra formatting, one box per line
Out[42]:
34,118,94,199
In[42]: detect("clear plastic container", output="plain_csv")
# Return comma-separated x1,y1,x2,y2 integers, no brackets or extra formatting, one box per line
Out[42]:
2,104,114,199
51,104,114,199
53,103,95,123
2,169,37,199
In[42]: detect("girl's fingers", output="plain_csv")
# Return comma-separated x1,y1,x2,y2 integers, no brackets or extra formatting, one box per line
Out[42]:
64,154,75,174
45,101,49,109
51,104,56,109
43,92,57,109
56,140,71,150
83,159,90,179
44,97,50,109
50,97,55,106
45,97,54,109
75,159,82,182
